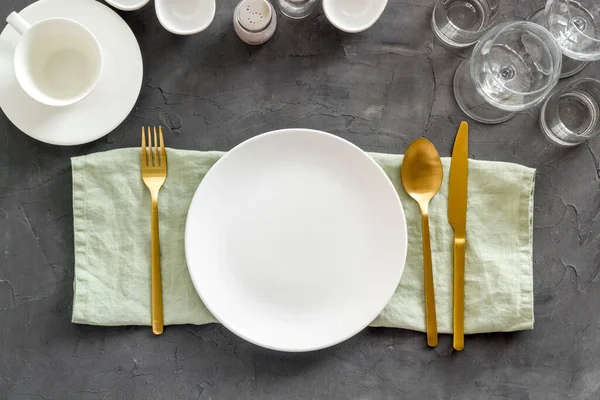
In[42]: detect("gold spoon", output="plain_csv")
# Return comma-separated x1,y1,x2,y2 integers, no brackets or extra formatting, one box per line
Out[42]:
401,138,443,347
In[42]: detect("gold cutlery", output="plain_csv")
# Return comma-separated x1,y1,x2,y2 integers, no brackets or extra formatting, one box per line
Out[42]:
401,138,443,347
141,126,167,335
448,121,469,351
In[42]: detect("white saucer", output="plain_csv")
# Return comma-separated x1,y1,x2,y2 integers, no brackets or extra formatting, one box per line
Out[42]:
0,0,143,146
185,129,408,351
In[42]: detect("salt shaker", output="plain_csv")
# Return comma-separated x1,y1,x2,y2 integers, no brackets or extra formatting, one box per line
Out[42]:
234,0,277,45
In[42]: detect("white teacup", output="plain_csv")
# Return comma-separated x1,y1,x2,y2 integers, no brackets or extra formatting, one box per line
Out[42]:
6,12,103,107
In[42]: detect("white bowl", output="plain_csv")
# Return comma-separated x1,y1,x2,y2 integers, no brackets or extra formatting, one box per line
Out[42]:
104,0,150,11
322,0,388,33
155,0,216,35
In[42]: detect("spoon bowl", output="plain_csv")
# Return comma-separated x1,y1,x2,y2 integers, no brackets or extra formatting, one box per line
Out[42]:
156,0,216,35
401,139,443,208
401,138,443,347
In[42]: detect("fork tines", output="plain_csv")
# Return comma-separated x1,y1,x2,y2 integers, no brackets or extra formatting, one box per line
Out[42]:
141,126,166,168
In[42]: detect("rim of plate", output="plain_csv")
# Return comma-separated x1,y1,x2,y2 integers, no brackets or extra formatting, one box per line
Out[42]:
184,128,408,352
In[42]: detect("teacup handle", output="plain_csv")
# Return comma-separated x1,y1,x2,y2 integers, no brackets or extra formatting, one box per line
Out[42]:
6,12,31,35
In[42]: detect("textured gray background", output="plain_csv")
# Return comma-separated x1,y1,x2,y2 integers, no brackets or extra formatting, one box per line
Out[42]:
1,0,599,398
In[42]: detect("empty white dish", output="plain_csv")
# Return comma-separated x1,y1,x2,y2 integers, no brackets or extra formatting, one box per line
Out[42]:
185,129,408,351
156,0,215,35
104,0,150,11
322,0,388,33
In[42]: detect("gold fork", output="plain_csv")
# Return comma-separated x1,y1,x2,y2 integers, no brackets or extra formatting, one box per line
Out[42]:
141,126,167,335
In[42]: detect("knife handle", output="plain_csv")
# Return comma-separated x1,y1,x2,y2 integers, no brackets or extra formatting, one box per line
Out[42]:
453,237,465,350
421,213,438,347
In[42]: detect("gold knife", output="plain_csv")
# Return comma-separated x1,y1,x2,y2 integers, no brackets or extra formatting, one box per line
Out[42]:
448,121,468,351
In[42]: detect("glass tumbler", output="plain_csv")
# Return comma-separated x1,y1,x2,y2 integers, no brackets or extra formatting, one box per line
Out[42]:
540,78,600,146
431,0,500,48
278,0,318,19
528,0,600,78
453,21,563,124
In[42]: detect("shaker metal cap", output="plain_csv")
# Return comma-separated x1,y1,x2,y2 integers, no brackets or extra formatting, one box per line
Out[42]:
238,0,272,32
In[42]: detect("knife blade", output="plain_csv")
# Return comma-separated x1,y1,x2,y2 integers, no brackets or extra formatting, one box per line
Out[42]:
448,121,468,351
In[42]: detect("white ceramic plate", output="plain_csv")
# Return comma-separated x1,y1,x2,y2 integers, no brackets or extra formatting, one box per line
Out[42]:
185,129,408,352
0,0,143,146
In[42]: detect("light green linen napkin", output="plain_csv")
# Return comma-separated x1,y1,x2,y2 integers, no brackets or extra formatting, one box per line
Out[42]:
72,148,535,334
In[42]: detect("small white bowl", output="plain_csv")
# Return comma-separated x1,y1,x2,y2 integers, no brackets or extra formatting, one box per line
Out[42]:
322,0,388,33
155,0,216,35
104,0,150,11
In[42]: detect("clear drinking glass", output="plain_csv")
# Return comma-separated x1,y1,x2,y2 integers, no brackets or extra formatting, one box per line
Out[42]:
453,21,563,124
431,0,500,48
278,0,318,19
527,0,600,78
540,78,600,146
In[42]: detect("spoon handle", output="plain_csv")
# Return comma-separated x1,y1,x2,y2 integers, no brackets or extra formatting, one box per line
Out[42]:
421,212,438,347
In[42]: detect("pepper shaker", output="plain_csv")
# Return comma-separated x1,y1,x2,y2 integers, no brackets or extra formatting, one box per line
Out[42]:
234,0,277,45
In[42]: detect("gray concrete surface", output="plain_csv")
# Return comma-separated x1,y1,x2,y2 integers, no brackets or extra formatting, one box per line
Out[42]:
1,0,600,398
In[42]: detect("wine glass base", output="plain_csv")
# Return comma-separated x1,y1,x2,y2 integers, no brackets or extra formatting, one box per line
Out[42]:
560,58,589,79
453,58,517,124
526,8,589,79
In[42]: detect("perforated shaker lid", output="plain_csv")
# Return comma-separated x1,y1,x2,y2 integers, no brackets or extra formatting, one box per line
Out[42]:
237,0,272,32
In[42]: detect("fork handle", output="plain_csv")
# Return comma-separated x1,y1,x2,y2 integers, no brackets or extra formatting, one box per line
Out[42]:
151,196,164,335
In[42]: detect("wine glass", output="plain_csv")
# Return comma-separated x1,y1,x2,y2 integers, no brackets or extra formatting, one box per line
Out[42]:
453,21,562,124
528,0,600,78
